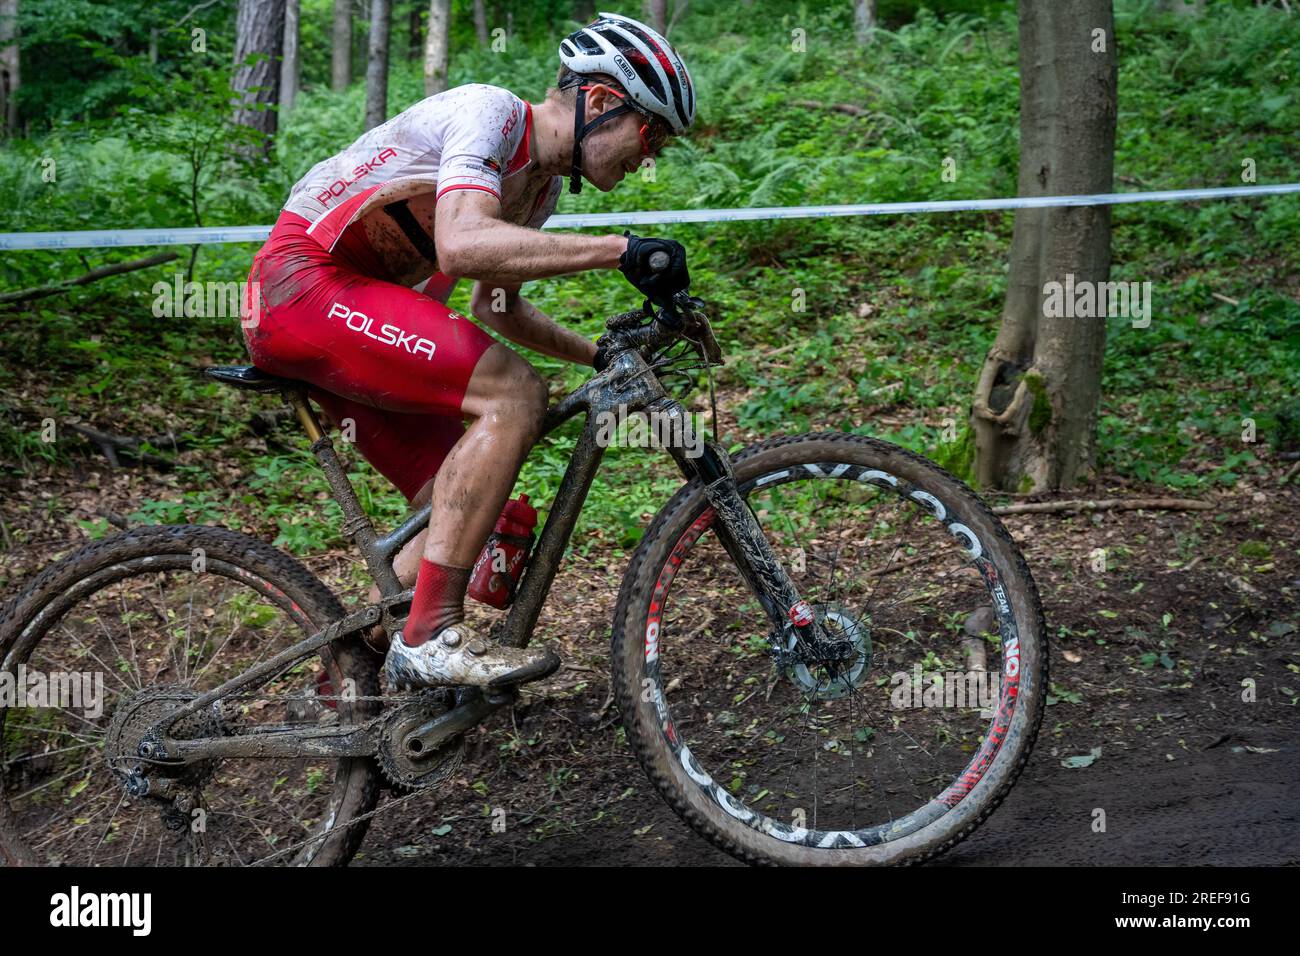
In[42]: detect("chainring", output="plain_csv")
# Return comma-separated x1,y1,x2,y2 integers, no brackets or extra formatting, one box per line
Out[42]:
375,689,465,791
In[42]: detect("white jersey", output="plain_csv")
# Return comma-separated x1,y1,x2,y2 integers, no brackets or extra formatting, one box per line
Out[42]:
284,83,561,259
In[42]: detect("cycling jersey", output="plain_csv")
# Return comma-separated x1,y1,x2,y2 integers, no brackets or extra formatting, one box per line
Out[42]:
285,83,561,260
242,83,564,502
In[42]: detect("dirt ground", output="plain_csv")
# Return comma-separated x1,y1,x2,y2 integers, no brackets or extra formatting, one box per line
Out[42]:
1,454,1297,866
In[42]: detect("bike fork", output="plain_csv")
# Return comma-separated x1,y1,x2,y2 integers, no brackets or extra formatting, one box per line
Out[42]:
659,400,819,645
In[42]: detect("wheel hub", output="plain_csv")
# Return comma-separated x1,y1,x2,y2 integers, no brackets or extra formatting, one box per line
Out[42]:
105,684,225,794
777,604,873,699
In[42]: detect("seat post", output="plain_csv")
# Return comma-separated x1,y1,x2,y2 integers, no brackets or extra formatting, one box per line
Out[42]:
285,386,325,443
281,386,402,595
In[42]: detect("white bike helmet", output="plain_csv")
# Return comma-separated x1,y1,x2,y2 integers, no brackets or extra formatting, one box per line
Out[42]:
558,12,696,193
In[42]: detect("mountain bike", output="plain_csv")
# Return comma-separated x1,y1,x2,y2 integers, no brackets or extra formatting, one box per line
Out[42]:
0,281,1046,866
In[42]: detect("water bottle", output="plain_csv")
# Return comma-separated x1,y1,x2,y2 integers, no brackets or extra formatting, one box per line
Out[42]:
468,494,538,608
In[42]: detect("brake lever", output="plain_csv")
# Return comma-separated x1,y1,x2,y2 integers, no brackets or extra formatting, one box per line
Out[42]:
668,294,722,366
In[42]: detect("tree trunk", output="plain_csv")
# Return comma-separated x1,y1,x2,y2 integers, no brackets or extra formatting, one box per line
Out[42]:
573,0,596,21
969,0,1118,493
364,0,392,129
423,0,451,97
853,0,877,45
409,2,423,60
0,0,19,137
665,0,688,35
643,0,666,34
331,0,351,91
232,0,286,157
473,0,488,46
281,0,300,113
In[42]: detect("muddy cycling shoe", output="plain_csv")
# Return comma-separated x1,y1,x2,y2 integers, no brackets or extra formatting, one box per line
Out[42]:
383,624,561,690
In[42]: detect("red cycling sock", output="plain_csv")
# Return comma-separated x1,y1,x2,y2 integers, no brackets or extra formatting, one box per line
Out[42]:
403,559,471,647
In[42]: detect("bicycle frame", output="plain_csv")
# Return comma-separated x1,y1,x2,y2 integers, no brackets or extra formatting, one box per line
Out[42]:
143,329,815,764
309,339,810,650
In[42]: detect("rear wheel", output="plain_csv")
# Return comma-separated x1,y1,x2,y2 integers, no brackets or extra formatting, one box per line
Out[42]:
0,525,382,866
612,433,1047,865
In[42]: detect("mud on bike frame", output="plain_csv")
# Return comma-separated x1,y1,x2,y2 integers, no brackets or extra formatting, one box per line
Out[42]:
139,293,826,766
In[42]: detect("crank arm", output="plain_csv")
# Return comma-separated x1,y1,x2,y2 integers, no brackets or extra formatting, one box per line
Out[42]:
403,686,511,754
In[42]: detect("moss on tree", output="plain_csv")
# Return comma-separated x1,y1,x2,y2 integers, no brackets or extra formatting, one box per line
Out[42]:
1022,371,1052,435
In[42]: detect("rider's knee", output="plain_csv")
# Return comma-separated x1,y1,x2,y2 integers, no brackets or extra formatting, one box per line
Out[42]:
513,365,549,438
481,359,547,437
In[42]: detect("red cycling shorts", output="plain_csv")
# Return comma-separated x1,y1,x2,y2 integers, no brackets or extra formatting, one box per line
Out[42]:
242,209,496,502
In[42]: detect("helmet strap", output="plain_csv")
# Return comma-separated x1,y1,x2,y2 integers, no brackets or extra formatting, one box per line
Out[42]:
569,85,634,195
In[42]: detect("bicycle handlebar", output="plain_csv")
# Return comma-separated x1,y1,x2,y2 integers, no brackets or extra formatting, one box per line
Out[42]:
596,244,719,373
595,287,720,374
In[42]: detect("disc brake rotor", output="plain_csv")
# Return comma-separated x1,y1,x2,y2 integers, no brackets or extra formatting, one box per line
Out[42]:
780,604,873,700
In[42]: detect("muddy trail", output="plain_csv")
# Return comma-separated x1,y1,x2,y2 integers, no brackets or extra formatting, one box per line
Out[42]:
1,457,1297,866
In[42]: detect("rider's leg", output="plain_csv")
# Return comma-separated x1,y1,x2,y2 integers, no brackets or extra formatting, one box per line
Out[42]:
335,345,553,681
402,342,548,645
384,343,560,687
314,342,556,679
244,216,559,683
309,393,453,646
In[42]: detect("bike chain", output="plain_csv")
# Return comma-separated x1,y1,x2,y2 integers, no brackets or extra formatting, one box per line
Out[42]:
110,687,468,867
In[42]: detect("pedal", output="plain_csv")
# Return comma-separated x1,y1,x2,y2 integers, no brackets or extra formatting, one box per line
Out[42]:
485,646,562,687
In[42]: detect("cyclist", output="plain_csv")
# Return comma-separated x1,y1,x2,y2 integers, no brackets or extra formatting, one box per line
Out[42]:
241,13,696,690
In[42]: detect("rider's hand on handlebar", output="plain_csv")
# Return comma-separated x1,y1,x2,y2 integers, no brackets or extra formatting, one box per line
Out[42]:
619,231,690,306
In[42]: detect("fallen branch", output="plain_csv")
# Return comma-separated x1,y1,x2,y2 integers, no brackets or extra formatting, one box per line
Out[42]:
1281,459,1300,486
992,497,1214,516
65,422,179,470
791,98,871,118
97,511,132,530
0,252,179,306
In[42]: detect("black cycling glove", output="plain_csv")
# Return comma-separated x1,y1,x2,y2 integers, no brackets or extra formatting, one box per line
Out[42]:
619,231,690,305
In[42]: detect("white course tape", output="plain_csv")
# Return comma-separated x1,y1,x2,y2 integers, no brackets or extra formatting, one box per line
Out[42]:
1,183,1297,251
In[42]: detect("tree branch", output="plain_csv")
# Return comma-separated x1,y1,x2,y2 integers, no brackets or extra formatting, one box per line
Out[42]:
992,497,1214,516
0,252,179,305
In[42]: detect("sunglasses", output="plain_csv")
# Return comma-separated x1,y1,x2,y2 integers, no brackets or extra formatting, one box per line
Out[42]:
581,84,672,157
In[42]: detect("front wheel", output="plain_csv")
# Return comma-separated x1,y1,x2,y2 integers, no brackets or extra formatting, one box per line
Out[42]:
612,432,1047,865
